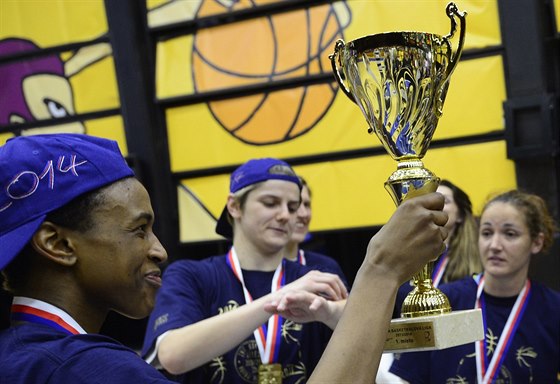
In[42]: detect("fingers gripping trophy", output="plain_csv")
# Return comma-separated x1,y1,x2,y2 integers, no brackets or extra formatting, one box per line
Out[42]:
330,3,483,352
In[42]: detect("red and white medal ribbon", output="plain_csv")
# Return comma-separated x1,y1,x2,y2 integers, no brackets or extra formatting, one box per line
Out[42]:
11,296,86,335
474,274,531,384
227,247,284,364
297,249,307,265
431,253,449,288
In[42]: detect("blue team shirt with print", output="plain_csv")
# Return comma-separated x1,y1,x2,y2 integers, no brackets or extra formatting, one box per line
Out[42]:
390,276,560,383
142,255,340,384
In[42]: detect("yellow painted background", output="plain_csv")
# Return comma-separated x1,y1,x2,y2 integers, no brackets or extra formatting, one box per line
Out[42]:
0,0,126,152
162,1,515,241
162,0,505,172
1,0,519,243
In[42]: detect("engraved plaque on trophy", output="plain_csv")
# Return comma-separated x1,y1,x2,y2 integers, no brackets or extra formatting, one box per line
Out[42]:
330,3,483,352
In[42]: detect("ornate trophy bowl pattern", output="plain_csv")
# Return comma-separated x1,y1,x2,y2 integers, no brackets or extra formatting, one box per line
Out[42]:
331,3,466,318
334,32,449,162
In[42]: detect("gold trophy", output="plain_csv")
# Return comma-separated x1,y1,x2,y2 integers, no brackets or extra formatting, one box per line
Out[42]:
330,3,483,352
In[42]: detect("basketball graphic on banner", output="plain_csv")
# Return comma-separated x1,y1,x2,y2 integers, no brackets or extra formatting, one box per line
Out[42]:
192,1,351,145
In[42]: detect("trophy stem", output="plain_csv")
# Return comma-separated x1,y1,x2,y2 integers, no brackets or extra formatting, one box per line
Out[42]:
382,159,452,318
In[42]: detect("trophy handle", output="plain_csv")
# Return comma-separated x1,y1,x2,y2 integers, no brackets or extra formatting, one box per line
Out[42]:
434,2,466,116
442,2,467,81
330,39,357,104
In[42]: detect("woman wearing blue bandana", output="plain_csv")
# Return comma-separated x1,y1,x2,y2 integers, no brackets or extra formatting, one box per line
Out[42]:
390,190,560,383
0,134,171,383
142,158,350,383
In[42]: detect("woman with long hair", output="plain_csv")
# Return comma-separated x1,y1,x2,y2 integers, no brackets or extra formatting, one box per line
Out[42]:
390,190,560,383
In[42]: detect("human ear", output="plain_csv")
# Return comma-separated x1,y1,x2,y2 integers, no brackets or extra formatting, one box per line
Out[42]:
30,221,78,266
226,195,242,219
530,232,545,255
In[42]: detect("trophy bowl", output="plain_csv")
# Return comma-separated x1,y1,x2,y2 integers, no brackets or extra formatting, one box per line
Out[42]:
330,3,466,320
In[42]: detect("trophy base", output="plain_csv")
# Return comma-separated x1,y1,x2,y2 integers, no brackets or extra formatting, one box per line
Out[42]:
383,309,483,353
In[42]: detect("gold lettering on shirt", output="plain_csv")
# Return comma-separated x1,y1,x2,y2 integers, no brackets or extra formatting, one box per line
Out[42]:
218,300,240,314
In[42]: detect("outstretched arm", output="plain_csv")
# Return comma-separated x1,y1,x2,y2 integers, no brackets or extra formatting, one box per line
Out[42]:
308,192,448,383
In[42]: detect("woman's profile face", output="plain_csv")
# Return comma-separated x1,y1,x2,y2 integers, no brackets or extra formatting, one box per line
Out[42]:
69,178,168,319
292,185,311,244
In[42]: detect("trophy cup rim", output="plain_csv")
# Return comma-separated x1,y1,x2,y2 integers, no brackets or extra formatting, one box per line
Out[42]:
344,31,444,52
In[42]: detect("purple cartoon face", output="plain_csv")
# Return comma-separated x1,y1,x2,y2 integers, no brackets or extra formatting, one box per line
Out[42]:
0,38,84,134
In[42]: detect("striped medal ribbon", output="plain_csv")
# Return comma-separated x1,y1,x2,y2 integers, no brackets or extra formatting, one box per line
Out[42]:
297,249,306,266
431,251,449,288
474,274,531,384
11,296,86,335
227,247,285,364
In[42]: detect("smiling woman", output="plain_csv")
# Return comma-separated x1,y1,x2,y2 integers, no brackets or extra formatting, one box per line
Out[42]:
0,134,171,383
63,178,167,321
390,190,560,384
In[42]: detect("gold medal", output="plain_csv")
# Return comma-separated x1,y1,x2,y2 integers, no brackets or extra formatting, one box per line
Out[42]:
258,363,282,384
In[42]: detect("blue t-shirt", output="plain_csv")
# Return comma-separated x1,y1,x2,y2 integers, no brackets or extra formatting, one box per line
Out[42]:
142,255,336,384
0,322,170,383
298,250,348,287
390,276,560,383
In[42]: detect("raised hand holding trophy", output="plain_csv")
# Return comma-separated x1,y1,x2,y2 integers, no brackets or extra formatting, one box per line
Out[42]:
330,3,483,352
